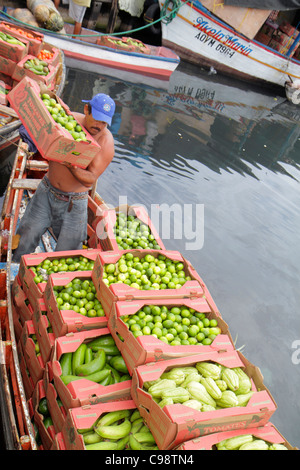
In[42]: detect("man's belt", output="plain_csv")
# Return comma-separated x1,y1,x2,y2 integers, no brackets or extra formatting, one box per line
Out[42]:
43,177,88,211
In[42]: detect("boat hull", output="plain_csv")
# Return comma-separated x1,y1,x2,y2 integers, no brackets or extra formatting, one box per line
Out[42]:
41,24,180,80
159,0,300,88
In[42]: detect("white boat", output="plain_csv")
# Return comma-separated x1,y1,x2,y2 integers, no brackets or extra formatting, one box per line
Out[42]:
1,9,180,81
158,0,300,88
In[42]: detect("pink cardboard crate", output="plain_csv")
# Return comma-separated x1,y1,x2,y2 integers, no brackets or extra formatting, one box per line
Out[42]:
7,77,101,168
0,55,16,78
0,26,29,62
37,44,60,67
44,271,108,337
61,399,137,450
12,55,57,90
94,203,165,251
12,274,33,324
50,432,67,450
33,380,56,450
11,298,23,343
131,351,277,450
46,382,68,433
175,422,298,450
91,249,206,314
18,249,100,303
17,341,34,399
0,79,11,105
0,21,43,56
50,328,132,410
108,297,233,375
31,297,55,364
19,319,45,386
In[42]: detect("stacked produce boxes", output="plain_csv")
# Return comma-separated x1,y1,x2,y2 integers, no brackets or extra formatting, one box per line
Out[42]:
0,21,60,91
11,205,296,450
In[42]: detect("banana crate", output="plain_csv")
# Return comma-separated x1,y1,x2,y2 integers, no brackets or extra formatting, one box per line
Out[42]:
0,21,43,56
46,382,68,435
0,25,29,62
175,422,298,450
8,77,101,168
47,328,132,411
131,350,277,450
61,399,149,450
12,55,58,90
91,249,218,315
108,297,232,375
44,270,108,338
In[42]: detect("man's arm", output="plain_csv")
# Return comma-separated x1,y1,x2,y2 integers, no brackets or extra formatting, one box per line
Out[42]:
63,130,115,188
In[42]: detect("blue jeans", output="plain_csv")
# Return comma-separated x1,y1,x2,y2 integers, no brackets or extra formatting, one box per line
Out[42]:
13,177,88,262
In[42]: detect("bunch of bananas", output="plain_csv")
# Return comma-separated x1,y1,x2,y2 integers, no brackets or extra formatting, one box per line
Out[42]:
80,409,158,450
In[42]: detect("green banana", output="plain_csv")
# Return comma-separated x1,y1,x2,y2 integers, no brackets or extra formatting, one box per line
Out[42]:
134,432,156,445
83,431,103,445
130,409,142,422
85,441,119,450
95,419,132,440
128,434,158,451
131,418,144,434
96,409,131,427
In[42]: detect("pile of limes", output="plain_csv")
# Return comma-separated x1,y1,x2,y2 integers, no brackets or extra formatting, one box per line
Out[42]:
40,93,88,142
113,213,162,250
31,256,95,284
122,305,221,346
103,252,191,290
53,278,105,317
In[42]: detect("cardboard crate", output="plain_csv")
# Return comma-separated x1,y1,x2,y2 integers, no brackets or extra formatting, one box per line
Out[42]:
0,55,16,78
31,297,55,364
50,432,67,450
0,26,29,62
175,422,298,450
18,249,100,304
37,44,61,67
17,340,35,399
91,249,206,314
61,399,137,450
49,328,132,410
33,380,56,450
0,21,43,56
98,35,151,54
94,203,165,252
11,298,23,342
0,79,11,105
19,319,45,386
108,297,233,375
46,382,68,434
7,76,101,168
12,273,34,323
131,351,277,450
12,55,58,90
44,271,108,337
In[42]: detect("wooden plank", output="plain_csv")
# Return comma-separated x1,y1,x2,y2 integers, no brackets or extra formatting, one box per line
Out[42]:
11,179,41,190
0,104,19,119
26,160,49,170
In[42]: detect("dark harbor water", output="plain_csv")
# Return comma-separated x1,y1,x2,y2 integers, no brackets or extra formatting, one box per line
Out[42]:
1,58,299,449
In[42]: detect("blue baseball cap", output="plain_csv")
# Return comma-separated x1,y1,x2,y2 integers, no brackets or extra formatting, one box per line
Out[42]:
82,93,116,125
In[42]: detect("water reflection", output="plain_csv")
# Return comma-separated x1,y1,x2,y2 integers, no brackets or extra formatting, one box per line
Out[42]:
63,63,300,183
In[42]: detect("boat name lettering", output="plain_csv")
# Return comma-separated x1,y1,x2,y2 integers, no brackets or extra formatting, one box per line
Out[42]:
194,17,252,56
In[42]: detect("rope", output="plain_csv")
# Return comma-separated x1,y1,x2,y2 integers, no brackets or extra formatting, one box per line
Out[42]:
0,1,188,39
